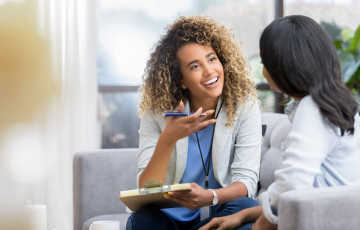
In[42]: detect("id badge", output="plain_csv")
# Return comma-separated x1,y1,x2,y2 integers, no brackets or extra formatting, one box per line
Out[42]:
200,206,210,220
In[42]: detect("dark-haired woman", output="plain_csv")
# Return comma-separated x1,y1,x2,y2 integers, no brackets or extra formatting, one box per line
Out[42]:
200,14,360,230
126,15,262,230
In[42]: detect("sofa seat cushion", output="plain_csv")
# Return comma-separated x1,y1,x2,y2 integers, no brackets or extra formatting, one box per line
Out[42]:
82,213,130,230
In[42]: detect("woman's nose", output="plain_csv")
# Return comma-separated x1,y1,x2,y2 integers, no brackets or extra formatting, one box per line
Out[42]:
203,64,214,76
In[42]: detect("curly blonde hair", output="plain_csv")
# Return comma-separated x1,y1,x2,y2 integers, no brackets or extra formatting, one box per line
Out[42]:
138,15,257,126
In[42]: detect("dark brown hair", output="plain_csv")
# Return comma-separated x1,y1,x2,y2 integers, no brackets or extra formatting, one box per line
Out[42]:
260,15,358,135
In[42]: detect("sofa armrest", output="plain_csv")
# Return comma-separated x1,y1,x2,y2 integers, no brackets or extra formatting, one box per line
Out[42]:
73,149,138,230
278,185,360,230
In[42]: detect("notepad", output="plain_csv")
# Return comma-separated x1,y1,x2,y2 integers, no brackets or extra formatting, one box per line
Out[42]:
118,183,191,211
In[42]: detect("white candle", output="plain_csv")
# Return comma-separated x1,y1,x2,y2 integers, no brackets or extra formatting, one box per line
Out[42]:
24,203,47,230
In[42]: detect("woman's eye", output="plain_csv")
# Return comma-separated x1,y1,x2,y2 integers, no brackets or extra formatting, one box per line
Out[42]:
190,65,200,70
209,57,217,62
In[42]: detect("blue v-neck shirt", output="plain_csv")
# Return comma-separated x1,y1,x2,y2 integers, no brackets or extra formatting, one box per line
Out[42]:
162,123,221,221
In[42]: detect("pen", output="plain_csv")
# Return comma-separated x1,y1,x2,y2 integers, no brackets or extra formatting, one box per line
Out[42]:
163,112,206,117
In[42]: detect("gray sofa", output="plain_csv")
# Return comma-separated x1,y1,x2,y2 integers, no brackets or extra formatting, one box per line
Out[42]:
73,112,360,230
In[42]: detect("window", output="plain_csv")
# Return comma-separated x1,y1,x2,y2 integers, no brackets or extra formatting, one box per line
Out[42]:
98,0,360,148
284,0,360,31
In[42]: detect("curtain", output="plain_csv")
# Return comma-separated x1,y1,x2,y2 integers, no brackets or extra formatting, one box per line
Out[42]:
37,0,99,229
0,0,99,229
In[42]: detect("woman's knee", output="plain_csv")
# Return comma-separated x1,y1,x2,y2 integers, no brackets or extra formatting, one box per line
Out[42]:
127,205,170,230
227,197,259,211
238,197,259,208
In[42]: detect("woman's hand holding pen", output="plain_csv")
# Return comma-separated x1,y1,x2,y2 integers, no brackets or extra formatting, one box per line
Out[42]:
164,183,213,210
161,101,216,145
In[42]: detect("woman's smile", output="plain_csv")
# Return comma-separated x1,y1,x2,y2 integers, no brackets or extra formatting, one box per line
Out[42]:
202,76,219,87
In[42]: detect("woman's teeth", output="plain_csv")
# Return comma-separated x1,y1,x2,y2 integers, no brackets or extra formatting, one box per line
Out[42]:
203,77,218,86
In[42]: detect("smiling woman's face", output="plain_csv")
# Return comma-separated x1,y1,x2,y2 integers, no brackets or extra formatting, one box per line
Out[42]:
177,43,224,102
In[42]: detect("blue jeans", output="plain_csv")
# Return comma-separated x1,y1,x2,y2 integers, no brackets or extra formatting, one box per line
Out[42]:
126,197,258,230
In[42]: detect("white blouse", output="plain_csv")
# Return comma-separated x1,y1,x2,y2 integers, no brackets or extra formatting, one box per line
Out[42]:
262,96,360,224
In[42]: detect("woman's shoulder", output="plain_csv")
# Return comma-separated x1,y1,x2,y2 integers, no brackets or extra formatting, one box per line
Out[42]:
293,96,324,122
295,95,319,115
293,96,340,135
235,96,260,113
141,108,164,118
140,109,166,127
232,98,261,124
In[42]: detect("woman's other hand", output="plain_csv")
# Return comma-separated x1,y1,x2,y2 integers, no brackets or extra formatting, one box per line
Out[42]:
165,183,213,210
199,212,244,230
252,213,277,230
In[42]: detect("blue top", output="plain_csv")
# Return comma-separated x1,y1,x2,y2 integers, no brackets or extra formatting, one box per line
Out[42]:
162,123,221,221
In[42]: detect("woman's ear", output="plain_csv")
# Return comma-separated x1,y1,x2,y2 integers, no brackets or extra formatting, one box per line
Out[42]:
180,79,187,89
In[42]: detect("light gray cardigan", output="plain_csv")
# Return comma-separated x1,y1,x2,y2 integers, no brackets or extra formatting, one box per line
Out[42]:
137,98,262,198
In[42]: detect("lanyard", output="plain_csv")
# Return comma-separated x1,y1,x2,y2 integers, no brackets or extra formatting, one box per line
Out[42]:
195,101,223,189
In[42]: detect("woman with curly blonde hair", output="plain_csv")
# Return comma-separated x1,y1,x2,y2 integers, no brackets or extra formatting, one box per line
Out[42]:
127,15,262,230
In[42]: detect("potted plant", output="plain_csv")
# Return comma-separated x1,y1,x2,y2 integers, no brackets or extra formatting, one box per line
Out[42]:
321,22,360,107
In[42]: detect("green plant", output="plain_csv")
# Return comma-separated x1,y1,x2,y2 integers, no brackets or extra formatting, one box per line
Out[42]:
321,22,360,103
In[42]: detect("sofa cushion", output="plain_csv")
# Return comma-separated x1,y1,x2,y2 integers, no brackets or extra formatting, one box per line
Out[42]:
73,149,138,230
259,113,291,194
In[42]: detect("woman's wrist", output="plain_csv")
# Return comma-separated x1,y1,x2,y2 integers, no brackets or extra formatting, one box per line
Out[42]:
159,130,177,146
204,189,215,206
233,210,245,226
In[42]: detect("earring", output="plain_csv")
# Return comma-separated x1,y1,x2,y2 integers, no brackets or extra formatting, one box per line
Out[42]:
181,84,187,89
